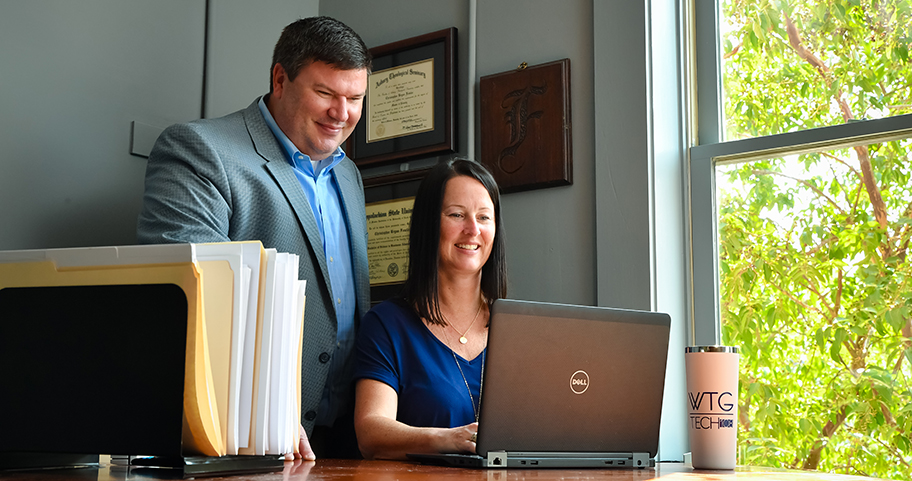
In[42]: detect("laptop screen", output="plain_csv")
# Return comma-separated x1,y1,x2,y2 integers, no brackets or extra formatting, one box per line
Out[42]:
475,299,671,457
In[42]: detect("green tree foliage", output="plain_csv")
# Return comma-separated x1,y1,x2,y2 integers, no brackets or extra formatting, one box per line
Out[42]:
718,0,912,478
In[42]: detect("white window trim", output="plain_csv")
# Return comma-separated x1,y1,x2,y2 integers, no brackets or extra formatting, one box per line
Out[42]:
688,114,912,345
688,0,912,345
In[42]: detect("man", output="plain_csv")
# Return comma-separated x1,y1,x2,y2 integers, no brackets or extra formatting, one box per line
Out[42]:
137,17,372,459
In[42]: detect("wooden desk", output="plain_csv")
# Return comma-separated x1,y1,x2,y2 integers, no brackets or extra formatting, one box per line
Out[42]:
0,459,888,481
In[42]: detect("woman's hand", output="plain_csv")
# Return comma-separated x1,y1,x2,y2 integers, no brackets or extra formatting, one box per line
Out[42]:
355,379,480,459
444,422,479,454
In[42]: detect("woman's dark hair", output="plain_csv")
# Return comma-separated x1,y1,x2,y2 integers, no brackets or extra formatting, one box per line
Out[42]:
270,16,372,93
401,158,508,326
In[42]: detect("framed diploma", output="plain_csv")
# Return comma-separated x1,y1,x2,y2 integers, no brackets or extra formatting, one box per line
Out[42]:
347,27,457,169
366,197,415,287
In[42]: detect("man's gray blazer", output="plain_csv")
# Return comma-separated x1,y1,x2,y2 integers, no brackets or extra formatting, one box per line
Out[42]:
137,98,371,436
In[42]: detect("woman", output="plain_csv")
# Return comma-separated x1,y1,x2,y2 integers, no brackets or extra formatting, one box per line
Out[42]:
353,158,508,460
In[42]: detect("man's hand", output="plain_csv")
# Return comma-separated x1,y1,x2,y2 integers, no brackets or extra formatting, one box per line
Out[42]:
281,457,315,480
285,424,316,461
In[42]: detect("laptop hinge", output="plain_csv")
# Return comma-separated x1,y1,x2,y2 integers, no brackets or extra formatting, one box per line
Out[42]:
485,451,654,468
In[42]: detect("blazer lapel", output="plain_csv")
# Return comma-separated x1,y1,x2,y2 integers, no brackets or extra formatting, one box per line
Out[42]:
244,100,335,307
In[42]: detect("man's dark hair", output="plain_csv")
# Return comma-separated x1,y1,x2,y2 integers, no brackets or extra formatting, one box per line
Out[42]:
270,16,372,93
401,158,508,326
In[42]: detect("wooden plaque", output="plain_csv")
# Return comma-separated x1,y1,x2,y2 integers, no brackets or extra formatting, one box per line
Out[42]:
479,59,572,193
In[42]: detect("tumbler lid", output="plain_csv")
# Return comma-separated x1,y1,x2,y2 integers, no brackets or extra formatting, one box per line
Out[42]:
685,345,738,353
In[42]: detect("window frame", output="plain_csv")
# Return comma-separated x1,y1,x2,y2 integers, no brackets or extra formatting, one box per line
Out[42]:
687,0,912,345
689,115,912,345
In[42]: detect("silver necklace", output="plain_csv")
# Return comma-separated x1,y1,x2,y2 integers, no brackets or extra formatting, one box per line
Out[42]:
452,349,485,423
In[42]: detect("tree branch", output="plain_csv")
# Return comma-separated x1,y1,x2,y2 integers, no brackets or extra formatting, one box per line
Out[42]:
740,378,753,432
870,433,911,469
892,201,912,261
833,269,843,318
783,13,889,238
762,264,826,317
820,151,863,186
751,169,846,215
801,406,848,470
804,278,836,319
896,318,912,375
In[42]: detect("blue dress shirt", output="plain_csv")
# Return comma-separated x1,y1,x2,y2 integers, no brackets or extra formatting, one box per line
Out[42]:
258,97,357,426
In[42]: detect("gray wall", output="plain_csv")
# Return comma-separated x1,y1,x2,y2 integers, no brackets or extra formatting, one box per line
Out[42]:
0,0,319,250
205,0,319,118
324,0,689,459
0,0,688,460
0,0,205,250
477,0,597,306
0,0,606,307
323,0,598,307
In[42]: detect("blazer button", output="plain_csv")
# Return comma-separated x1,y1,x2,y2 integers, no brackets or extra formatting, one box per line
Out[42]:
304,410,317,421
319,352,331,363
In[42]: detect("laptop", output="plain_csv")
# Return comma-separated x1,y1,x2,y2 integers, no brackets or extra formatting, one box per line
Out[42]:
408,298,670,468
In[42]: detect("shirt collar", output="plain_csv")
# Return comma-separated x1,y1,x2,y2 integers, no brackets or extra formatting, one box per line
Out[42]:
257,96,346,174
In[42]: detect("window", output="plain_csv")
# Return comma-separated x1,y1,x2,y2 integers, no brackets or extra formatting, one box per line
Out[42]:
689,0,912,478
721,0,912,141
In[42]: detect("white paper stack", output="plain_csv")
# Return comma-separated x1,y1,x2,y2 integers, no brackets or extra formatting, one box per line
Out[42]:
0,241,307,457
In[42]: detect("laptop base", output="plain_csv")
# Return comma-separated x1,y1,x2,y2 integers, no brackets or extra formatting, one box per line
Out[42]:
408,451,654,469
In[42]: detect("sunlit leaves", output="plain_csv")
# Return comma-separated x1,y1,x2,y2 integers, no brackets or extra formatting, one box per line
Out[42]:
722,0,912,140
718,2,912,475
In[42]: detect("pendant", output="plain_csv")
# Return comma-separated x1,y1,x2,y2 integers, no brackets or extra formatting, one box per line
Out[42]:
459,336,468,344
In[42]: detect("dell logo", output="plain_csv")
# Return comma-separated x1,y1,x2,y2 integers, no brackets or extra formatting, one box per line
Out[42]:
570,370,590,394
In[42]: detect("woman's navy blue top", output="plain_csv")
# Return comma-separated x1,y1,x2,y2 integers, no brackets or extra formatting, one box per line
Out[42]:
354,299,484,428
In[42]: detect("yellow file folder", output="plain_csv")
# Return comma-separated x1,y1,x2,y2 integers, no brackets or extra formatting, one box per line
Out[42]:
0,241,304,459
0,260,223,457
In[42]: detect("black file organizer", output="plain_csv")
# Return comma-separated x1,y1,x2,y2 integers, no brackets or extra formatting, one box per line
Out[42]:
0,283,283,476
